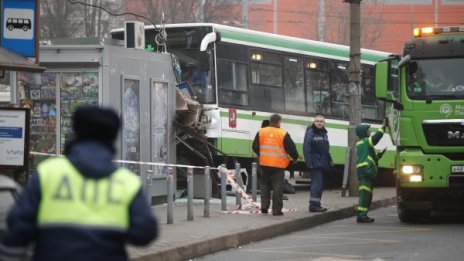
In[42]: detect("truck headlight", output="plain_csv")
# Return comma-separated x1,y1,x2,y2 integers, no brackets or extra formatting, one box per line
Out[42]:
409,175,423,182
401,165,422,175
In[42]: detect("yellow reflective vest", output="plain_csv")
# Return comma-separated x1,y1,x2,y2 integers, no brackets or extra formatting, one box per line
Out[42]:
37,157,141,231
258,126,290,168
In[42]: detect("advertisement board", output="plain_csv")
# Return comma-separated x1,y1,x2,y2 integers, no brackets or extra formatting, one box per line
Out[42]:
0,108,30,168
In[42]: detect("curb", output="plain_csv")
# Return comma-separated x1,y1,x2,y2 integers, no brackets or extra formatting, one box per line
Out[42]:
132,197,397,261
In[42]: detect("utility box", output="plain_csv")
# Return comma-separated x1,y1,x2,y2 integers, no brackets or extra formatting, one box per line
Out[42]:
10,38,176,204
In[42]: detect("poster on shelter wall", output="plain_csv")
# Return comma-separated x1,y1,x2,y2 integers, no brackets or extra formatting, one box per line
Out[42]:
122,78,140,174
0,108,30,168
151,81,168,176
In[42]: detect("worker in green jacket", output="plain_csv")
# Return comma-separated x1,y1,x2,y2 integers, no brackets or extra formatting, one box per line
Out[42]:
355,118,388,223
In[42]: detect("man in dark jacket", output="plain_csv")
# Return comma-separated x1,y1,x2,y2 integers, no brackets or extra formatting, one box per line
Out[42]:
355,118,387,223
252,114,299,216
303,115,333,213
0,106,158,261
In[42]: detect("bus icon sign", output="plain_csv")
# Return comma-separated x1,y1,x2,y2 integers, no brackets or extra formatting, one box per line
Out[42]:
6,18,32,31
3,8,34,40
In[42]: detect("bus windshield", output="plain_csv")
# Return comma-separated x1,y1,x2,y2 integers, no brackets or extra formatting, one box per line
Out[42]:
165,27,215,104
406,58,464,100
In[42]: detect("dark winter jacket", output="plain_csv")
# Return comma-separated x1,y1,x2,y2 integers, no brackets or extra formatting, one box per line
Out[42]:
303,124,333,170
0,140,158,261
355,124,386,178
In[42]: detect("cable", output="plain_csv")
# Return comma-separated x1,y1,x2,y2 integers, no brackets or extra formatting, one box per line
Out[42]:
66,0,159,31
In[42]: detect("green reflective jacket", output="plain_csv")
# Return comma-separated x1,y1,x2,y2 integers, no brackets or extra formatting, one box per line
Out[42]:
355,126,385,178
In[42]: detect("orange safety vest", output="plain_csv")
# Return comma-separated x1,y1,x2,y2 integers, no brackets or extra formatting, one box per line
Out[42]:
259,126,290,168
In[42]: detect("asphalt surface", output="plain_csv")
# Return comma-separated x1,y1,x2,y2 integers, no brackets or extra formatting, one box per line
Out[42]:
128,177,396,261
197,205,464,261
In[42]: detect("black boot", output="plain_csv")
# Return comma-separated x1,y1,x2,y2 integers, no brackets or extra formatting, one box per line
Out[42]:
357,216,375,223
309,206,327,213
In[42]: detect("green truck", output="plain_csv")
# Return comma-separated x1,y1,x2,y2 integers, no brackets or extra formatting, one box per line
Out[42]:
375,26,464,222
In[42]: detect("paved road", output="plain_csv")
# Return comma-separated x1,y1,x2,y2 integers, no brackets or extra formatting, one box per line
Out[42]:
197,206,464,261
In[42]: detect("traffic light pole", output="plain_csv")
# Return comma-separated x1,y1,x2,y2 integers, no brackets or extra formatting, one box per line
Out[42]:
345,0,362,197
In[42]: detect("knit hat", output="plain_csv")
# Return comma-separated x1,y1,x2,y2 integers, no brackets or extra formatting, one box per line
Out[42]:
356,124,370,138
72,105,120,146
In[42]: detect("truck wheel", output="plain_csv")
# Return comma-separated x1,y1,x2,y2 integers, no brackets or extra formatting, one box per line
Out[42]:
398,208,429,223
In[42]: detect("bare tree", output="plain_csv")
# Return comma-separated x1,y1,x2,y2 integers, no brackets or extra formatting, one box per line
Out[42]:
40,0,124,39
203,0,241,24
40,1,81,39
323,0,385,49
129,0,240,26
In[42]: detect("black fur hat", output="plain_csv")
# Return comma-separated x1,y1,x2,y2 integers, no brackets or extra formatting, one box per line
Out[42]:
72,105,120,146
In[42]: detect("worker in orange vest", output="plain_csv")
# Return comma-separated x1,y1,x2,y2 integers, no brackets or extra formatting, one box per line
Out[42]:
252,114,299,216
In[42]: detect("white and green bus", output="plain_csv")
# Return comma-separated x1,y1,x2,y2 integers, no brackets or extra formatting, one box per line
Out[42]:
112,23,395,180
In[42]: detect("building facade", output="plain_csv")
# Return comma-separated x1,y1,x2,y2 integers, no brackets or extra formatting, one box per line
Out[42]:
127,0,464,53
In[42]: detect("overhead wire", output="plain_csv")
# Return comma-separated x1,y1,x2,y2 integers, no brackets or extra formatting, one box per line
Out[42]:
66,0,160,31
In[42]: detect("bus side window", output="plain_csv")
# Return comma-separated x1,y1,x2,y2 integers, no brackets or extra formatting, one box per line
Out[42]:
305,58,330,115
250,50,284,112
331,63,349,119
216,43,249,107
283,56,305,113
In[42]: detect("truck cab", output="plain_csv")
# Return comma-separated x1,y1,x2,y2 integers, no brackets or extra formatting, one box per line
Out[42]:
375,26,464,222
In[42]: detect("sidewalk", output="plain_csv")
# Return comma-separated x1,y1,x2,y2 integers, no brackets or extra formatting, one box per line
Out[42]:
128,184,396,261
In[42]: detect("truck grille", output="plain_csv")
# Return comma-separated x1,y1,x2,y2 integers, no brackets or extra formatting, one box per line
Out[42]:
449,175,464,188
422,122,464,146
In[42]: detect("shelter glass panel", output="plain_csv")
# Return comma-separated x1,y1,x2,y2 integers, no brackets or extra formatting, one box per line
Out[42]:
60,72,99,153
18,72,58,168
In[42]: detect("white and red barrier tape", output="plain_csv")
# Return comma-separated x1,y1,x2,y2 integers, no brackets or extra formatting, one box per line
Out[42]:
218,165,261,212
223,208,298,215
29,151,215,170
217,166,298,215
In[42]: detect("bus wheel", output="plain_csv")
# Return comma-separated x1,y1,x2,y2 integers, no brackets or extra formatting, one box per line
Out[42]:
8,25,13,31
398,207,429,223
23,26,28,31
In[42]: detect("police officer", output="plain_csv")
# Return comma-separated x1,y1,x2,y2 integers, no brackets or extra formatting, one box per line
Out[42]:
355,118,388,223
252,114,299,216
0,106,158,261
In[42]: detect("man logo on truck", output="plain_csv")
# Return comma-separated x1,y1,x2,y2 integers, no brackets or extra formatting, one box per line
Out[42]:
448,131,464,139
6,18,32,32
